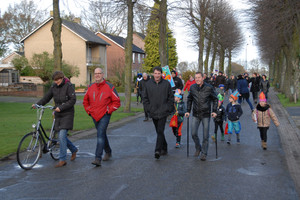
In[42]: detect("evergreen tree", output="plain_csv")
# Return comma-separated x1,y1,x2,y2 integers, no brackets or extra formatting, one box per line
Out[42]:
143,2,178,73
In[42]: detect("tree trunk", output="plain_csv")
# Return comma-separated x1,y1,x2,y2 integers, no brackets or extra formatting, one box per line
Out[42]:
51,0,62,71
198,16,205,72
219,46,225,72
204,22,214,74
227,49,232,75
124,0,135,112
158,0,167,67
210,39,218,75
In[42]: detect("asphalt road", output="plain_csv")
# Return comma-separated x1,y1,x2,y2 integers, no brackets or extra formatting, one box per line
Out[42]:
0,95,299,200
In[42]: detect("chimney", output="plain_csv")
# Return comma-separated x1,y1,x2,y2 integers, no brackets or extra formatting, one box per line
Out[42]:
74,17,81,24
50,10,53,17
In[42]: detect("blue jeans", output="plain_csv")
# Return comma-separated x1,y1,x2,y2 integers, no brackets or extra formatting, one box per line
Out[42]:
58,129,77,161
93,114,112,160
238,94,254,110
191,117,210,156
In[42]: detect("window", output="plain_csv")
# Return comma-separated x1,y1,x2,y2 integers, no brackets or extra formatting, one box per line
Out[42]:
132,53,135,63
138,54,141,64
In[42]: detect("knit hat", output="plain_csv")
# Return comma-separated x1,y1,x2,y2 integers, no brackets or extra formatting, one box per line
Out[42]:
259,92,267,102
174,89,182,98
219,84,225,88
217,93,224,103
230,91,240,101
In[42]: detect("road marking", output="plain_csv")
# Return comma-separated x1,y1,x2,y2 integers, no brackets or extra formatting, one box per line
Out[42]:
109,184,128,199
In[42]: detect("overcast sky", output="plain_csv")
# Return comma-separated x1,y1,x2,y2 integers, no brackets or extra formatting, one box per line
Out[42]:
0,0,258,65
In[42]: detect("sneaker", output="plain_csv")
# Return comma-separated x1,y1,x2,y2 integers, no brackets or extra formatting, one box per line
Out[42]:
227,139,231,145
154,151,160,159
175,142,180,148
237,139,240,144
102,152,112,161
211,135,216,142
200,154,206,161
91,159,101,166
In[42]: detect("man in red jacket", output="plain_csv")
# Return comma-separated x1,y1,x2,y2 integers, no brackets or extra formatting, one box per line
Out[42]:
83,68,121,166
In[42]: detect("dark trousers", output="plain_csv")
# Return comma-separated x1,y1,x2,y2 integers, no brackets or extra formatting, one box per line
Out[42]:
258,127,269,142
214,121,224,134
172,121,182,143
252,91,258,103
152,117,168,153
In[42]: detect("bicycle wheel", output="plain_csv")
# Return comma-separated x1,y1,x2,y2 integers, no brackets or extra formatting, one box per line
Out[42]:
17,132,42,170
49,139,60,160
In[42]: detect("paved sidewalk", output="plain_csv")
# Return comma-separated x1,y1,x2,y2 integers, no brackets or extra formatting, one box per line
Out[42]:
269,88,300,195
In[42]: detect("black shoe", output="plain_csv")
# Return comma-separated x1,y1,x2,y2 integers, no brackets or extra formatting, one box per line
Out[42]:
161,150,168,156
154,152,160,159
91,159,101,166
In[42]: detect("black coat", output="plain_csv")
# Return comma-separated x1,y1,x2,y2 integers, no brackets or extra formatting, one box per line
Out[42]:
250,77,261,92
214,105,226,122
37,78,76,131
187,82,218,119
172,76,183,91
143,78,174,120
139,77,150,98
227,78,237,90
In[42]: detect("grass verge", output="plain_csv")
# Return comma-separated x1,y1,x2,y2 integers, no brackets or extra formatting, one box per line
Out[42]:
276,93,300,107
0,102,142,159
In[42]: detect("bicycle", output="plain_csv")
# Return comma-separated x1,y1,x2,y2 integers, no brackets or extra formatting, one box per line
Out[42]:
17,104,60,170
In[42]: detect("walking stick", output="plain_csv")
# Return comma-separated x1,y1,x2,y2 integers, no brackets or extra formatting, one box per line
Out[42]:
187,117,189,157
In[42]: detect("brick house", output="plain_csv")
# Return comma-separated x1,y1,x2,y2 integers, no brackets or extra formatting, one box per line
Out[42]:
20,17,109,86
96,32,145,78
133,32,145,51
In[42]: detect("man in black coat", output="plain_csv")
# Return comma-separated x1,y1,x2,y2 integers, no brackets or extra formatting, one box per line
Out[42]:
185,72,218,161
171,70,183,93
250,72,261,104
143,66,174,159
139,72,150,121
214,71,226,88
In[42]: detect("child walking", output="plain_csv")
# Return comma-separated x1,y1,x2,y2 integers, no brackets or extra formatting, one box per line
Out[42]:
225,91,243,144
172,89,186,148
252,92,280,150
212,93,226,142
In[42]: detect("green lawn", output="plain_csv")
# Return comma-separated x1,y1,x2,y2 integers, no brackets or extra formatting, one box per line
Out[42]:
0,102,142,159
277,93,300,107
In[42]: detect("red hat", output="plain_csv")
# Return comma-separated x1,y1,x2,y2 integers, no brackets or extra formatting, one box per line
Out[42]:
259,92,267,102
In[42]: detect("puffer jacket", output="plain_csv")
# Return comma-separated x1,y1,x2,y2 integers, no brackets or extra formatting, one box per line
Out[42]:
187,82,218,119
143,78,174,120
36,78,76,131
214,104,226,123
252,104,280,127
83,80,121,122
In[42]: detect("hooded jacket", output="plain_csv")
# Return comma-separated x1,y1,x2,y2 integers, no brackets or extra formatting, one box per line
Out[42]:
187,82,218,119
252,104,280,127
36,78,76,131
143,78,174,119
226,102,243,122
83,80,121,122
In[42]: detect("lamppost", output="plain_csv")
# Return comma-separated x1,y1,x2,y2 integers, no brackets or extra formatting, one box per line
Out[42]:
167,32,172,66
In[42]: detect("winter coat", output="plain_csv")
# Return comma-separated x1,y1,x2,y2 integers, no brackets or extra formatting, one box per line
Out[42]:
187,82,218,119
143,78,174,120
139,76,150,98
260,79,270,94
252,104,280,127
36,78,76,131
83,80,121,122
214,104,226,123
215,75,226,87
226,102,243,122
250,77,261,92
172,76,184,91
183,79,196,92
237,77,250,94
227,78,237,90
172,100,187,123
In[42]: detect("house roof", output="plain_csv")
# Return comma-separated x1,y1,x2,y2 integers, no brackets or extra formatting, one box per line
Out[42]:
20,17,109,46
134,32,146,40
98,32,145,54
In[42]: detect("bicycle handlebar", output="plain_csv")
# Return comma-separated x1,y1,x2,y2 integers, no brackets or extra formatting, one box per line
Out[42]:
33,104,54,110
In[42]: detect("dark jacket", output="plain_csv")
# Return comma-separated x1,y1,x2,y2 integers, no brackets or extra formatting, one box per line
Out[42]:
37,78,76,131
143,78,174,119
226,102,243,122
172,76,183,91
227,78,237,90
172,100,187,123
187,82,218,119
215,75,226,87
237,77,250,94
250,76,261,92
260,79,270,94
139,76,150,98
214,104,226,123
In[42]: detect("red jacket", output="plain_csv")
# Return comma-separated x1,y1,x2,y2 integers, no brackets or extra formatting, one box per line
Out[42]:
184,79,196,91
83,80,121,122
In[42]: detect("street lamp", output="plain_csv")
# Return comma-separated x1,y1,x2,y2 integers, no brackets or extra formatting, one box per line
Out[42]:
167,32,173,66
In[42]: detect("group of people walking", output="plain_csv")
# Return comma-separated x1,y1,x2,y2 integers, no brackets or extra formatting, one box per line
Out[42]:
33,67,279,168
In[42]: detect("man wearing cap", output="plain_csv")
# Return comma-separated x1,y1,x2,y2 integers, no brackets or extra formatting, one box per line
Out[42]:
185,72,218,161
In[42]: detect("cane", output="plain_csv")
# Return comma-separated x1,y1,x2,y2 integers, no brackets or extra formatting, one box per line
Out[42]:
187,116,189,157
